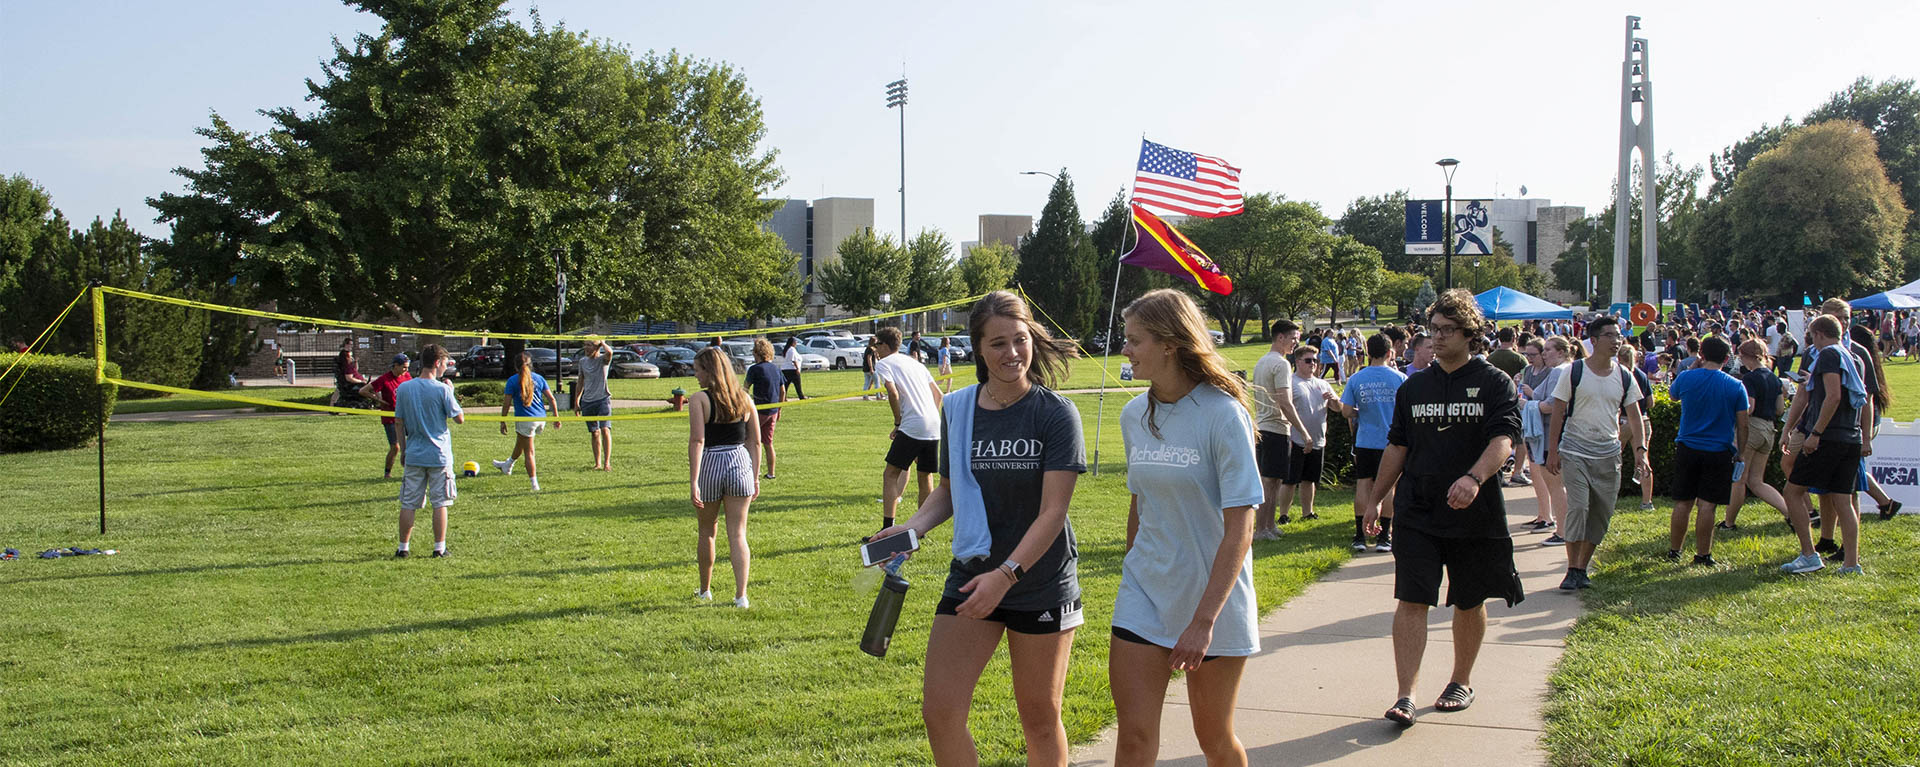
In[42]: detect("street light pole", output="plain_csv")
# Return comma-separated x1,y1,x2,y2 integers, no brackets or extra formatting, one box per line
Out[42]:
1437,158,1459,292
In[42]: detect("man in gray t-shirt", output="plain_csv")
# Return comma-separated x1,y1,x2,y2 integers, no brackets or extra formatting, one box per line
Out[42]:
575,340,615,471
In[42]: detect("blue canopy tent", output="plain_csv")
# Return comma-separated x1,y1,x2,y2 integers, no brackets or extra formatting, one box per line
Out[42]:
1849,291,1920,310
1474,286,1573,320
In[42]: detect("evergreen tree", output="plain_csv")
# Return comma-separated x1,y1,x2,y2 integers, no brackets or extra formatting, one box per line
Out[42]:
1014,170,1099,337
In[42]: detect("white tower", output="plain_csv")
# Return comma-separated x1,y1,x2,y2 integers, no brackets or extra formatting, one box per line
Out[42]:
1612,15,1657,307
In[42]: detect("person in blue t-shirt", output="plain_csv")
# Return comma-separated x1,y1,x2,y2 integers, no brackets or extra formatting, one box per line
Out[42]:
1318,330,1342,383
1665,337,1748,565
1332,333,1407,553
391,345,465,558
744,338,786,480
492,351,561,492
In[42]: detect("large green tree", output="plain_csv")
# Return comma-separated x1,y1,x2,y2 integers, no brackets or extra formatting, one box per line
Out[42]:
1014,170,1099,337
1312,236,1385,324
1724,121,1909,298
1337,190,1419,274
1182,194,1330,343
816,229,907,314
957,242,1017,297
149,0,791,349
1087,189,1168,333
901,230,960,308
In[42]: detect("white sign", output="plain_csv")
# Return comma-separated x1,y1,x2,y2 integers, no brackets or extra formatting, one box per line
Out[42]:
1869,419,1920,513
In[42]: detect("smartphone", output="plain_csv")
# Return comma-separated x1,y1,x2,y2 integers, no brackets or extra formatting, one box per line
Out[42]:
860,529,919,567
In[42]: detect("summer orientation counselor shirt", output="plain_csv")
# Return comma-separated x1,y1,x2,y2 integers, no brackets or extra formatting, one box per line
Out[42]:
395,377,463,467
1117,385,1265,656
1388,358,1522,539
938,386,1086,610
1342,365,1408,450
874,352,941,440
503,373,550,418
1670,368,1748,453
1251,350,1294,436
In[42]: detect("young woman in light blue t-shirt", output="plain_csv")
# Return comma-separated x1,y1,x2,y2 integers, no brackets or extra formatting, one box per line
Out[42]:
1110,289,1264,767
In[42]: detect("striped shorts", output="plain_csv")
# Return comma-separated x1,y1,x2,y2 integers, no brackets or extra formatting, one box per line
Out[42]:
697,445,755,502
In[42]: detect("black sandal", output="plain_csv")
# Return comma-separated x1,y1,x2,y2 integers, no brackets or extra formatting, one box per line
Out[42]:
1435,682,1475,712
1384,697,1416,727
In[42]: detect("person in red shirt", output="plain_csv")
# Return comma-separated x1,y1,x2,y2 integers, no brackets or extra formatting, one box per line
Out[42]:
361,353,414,479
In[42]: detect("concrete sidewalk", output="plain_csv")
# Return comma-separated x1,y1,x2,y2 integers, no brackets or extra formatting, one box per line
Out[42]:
1072,485,1580,766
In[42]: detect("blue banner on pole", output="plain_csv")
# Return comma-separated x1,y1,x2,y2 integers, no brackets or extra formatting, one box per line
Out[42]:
1404,200,1444,255
1660,278,1677,302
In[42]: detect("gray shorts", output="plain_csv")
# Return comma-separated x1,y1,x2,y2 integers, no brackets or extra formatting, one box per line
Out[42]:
696,445,755,502
400,464,457,510
1561,452,1620,544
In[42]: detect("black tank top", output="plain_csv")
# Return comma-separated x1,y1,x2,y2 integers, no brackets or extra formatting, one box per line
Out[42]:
704,393,748,446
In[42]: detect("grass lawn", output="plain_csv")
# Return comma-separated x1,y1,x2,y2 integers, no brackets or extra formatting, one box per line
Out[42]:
1543,499,1920,766
113,386,332,415
2,390,1357,765
1879,356,1920,422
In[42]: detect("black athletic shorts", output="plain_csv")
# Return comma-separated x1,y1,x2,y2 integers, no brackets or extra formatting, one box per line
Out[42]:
1111,626,1220,662
936,595,1084,635
1351,447,1385,481
885,433,939,473
1256,431,1292,479
1789,439,1862,495
1392,526,1525,610
1286,443,1324,485
1669,444,1735,505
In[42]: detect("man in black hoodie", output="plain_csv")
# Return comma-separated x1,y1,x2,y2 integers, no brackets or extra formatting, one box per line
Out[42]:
1363,289,1523,727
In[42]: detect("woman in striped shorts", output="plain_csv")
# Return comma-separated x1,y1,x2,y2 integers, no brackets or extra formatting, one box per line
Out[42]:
689,347,761,609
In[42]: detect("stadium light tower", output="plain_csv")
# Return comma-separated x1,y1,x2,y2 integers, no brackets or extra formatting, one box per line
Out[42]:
885,78,908,248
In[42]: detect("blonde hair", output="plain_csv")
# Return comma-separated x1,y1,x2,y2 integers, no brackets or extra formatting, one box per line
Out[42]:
515,352,535,407
1122,289,1249,438
1547,335,1585,361
967,291,1076,387
695,347,751,423
752,337,775,363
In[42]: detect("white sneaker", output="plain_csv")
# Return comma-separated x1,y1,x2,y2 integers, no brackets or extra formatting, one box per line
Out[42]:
694,590,712,601
492,459,513,475
530,477,541,492
733,596,750,609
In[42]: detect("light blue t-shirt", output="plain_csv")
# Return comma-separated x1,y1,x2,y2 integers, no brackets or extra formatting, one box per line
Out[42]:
1116,384,1265,656
1340,365,1408,450
1670,367,1748,453
395,377,463,467
1318,336,1338,365
503,373,550,418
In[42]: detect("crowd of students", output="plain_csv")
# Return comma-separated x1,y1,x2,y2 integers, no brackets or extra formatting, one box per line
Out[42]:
361,286,1907,764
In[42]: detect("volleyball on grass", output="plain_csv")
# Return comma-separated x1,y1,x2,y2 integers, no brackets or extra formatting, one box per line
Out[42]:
462,461,480,477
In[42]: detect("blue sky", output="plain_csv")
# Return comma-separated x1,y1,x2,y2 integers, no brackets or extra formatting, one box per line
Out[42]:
4,0,1917,248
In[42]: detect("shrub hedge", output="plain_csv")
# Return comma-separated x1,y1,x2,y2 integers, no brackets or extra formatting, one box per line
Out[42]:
0,353,119,452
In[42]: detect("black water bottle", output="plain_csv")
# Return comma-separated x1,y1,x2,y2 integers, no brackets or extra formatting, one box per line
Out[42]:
860,571,910,658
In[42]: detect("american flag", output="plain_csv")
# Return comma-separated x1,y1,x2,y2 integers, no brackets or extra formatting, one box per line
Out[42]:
1132,139,1243,218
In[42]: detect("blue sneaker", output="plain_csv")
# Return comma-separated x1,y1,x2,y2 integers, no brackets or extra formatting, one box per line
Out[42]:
1779,553,1824,574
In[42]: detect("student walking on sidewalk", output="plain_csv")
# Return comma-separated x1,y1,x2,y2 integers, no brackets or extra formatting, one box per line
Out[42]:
1362,289,1524,727
1544,316,1650,591
1110,289,1264,766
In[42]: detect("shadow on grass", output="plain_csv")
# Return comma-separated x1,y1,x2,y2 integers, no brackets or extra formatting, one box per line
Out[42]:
3,558,335,584
500,493,877,522
175,600,662,651
127,478,373,498
458,540,848,582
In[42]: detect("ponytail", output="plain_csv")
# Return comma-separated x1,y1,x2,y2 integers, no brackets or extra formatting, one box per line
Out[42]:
516,352,535,407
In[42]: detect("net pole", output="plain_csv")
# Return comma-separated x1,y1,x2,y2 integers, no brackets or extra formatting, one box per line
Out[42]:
1092,141,1144,477
92,280,107,534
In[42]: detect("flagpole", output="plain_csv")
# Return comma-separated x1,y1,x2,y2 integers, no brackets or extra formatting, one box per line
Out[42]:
1091,135,1146,477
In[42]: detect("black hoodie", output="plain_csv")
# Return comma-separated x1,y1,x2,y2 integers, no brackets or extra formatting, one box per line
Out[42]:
1387,357,1522,539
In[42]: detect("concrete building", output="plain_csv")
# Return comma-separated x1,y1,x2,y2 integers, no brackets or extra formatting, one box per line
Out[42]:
760,197,875,319
977,214,1032,250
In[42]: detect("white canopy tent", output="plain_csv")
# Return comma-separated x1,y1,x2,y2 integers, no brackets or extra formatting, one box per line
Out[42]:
1893,276,1920,298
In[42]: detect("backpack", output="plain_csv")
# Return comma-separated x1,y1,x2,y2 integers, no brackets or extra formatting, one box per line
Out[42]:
1567,360,1634,416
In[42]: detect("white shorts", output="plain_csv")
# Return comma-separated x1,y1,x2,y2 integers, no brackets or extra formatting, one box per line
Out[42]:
514,420,546,438
400,465,457,509
697,445,756,502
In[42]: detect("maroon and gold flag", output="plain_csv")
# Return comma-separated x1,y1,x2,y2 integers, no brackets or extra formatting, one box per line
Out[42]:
1120,203,1233,295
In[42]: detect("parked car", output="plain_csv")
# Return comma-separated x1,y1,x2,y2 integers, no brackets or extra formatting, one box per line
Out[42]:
912,336,970,364
1209,329,1226,345
623,342,659,356
944,335,974,362
801,335,866,369
525,346,576,378
608,349,660,379
457,345,506,378
795,352,829,371
797,329,853,341
719,340,755,373
643,347,699,377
